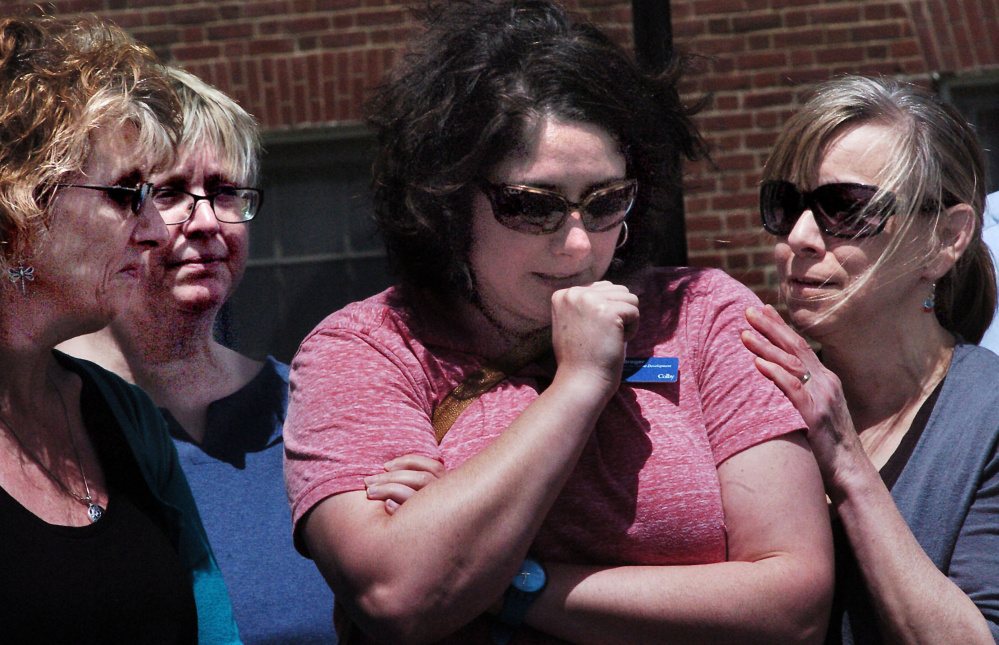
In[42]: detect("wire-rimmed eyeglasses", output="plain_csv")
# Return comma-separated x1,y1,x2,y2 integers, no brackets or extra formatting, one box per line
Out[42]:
150,186,264,224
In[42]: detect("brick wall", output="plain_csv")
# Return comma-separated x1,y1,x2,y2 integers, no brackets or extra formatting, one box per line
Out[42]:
8,0,999,303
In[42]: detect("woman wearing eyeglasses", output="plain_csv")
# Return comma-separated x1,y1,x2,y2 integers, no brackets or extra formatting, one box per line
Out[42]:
0,15,239,644
283,2,833,644
60,67,339,643
742,75,999,643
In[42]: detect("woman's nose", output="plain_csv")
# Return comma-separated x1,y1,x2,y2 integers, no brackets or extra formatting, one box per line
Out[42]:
554,211,593,257
184,198,221,234
786,209,827,257
135,198,169,248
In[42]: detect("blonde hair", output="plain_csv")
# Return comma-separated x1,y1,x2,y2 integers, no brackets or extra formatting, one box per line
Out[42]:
0,15,180,267
168,67,260,185
763,75,996,342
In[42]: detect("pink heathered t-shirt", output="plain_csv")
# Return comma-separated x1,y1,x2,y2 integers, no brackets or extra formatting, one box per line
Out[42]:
284,267,805,642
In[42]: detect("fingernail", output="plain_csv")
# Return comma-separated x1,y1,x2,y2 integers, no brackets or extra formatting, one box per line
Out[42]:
365,485,380,498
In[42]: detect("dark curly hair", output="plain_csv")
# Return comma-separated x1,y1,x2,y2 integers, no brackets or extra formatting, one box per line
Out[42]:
367,0,706,299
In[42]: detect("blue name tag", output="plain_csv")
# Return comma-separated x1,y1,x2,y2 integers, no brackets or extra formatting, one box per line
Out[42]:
622,357,679,383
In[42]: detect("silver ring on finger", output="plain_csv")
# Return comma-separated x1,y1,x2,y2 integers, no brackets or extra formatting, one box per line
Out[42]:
799,371,811,385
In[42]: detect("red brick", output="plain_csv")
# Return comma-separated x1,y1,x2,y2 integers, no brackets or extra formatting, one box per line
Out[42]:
320,31,368,49
735,51,788,70
281,16,331,34
775,28,825,48
356,8,406,27
852,22,904,41
207,23,254,40
173,43,223,61
248,38,296,56
732,12,781,33
694,0,748,17
166,7,220,24
243,1,292,19
744,90,793,109
821,45,865,63
811,6,863,24
712,192,756,210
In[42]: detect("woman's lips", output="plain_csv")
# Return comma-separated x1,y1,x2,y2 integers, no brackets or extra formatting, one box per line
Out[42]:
167,255,224,268
533,272,589,290
785,276,840,295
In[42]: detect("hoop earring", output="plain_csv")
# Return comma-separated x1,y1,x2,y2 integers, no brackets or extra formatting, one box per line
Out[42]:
923,282,936,312
7,261,34,296
615,222,629,249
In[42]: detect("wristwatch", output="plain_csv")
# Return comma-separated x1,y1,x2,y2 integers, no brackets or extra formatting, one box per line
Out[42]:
492,557,547,645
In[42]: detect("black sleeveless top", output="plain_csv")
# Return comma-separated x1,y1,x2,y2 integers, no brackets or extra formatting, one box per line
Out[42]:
0,361,198,644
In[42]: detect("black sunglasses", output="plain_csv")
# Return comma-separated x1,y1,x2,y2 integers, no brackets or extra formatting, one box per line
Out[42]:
57,183,155,216
760,180,898,238
480,179,638,234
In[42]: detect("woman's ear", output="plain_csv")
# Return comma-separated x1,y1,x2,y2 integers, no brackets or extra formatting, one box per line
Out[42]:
922,203,976,280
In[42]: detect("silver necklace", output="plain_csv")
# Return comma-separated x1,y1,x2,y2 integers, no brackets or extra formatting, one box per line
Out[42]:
0,376,104,523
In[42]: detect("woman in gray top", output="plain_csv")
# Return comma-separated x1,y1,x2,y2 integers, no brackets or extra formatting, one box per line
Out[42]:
743,75,999,643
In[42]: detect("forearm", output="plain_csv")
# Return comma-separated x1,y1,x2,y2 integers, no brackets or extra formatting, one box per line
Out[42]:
520,435,834,645
306,369,616,643
834,464,994,645
525,556,830,645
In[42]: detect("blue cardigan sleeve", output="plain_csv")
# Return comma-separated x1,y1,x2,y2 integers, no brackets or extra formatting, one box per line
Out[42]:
892,344,999,641
61,352,242,644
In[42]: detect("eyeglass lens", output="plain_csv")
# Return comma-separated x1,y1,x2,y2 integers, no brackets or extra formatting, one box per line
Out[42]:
56,183,154,215
760,180,891,238
485,180,637,234
151,187,263,224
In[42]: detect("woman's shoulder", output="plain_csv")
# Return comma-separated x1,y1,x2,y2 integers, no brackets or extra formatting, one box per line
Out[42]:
630,266,762,319
306,286,408,338
943,343,999,405
920,342,999,455
53,351,172,471
295,286,426,355
54,350,159,420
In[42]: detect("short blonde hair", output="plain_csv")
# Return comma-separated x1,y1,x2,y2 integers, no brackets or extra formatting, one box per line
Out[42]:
0,15,180,266
169,67,260,185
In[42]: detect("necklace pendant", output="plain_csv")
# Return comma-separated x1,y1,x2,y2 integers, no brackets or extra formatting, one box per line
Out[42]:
87,503,105,523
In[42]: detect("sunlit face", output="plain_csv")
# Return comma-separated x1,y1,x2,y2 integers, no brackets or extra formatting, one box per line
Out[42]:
467,116,626,336
774,123,926,335
32,125,167,334
146,145,250,315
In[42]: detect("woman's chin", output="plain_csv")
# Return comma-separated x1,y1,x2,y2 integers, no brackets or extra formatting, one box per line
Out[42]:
167,286,226,316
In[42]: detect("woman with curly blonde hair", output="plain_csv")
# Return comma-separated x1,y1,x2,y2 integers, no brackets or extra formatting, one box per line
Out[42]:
0,15,237,643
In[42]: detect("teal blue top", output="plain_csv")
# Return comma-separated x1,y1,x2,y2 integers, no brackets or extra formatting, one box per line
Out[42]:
58,351,241,644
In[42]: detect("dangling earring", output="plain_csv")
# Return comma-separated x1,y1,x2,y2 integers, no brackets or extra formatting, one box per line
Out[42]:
923,282,936,312
615,221,629,249
7,261,34,296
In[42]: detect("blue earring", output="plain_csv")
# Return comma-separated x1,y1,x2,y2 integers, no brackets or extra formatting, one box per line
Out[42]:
923,282,936,312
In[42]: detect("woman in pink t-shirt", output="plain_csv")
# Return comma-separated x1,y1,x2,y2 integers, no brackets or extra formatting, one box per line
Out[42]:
284,2,834,643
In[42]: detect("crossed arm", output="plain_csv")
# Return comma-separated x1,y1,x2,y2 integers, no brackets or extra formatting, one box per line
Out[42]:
296,286,834,644
306,430,833,645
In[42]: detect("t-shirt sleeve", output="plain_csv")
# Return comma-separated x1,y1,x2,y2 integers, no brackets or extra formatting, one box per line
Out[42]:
687,271,806,465
283,324,441,537
949,439,999,638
